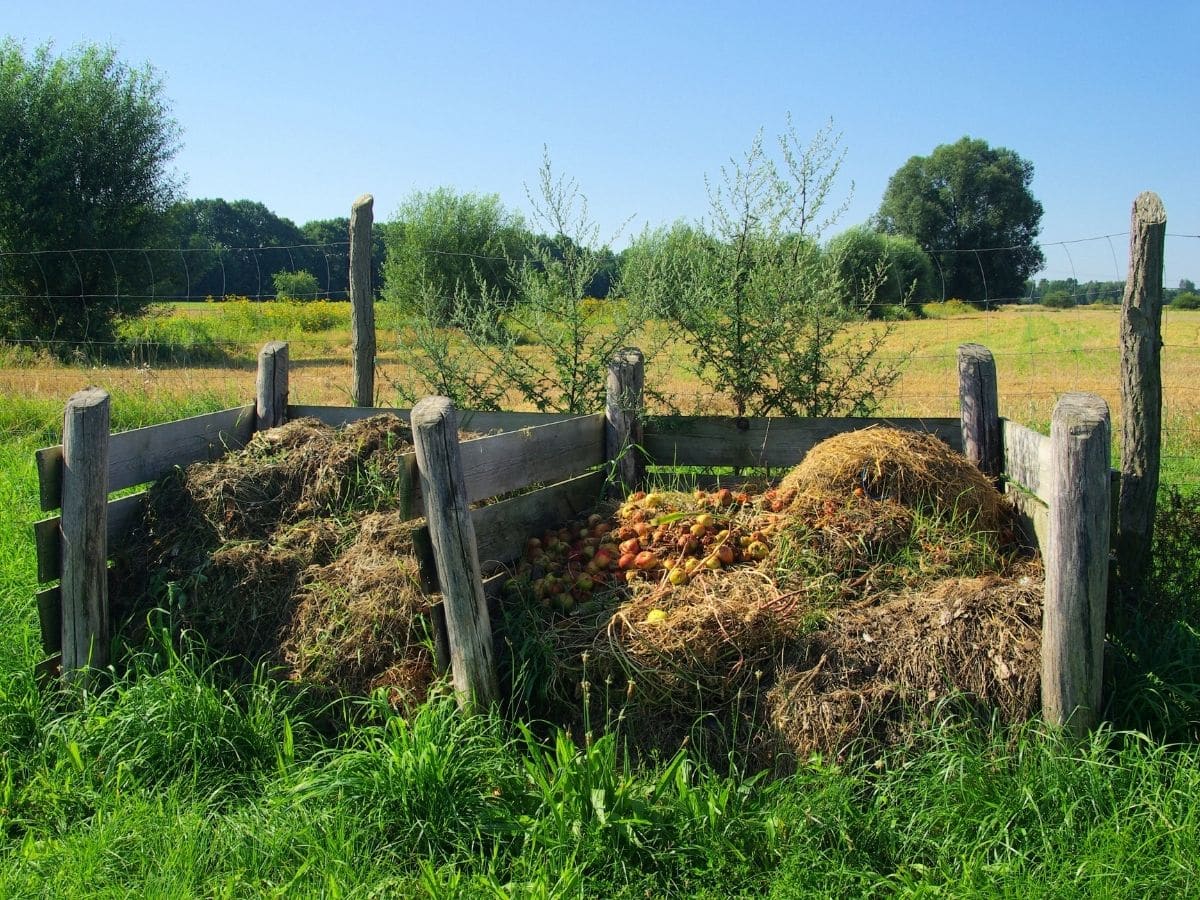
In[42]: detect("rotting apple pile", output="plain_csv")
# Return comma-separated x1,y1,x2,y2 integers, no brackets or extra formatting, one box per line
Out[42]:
508,486,795,614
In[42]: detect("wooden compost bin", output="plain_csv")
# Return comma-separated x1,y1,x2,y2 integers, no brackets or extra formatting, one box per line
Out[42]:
31,342,1111,732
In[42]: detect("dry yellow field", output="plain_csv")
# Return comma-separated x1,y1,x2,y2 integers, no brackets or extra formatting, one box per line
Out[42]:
2,304,1197,479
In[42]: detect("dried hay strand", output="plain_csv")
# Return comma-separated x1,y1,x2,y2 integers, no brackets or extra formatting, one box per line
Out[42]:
175,414,415,539
112,414,441,705
281,512,436,705
779,427,1009,535
591,566,814,715
766,565,1043,760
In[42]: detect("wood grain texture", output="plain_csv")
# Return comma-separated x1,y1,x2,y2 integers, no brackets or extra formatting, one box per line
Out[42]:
459,414,604,504
1043,392,1111,736
60,388,110,678
958,343,1001,479
642,416,963,469
34,490,149,583
35,405,254,511
411,397,499,710
350,194,376,407
1002,418,1053,503
472,471,607,569
256,341,289,431
1117,192,1167,595
605,348,645,497
288,404,579,434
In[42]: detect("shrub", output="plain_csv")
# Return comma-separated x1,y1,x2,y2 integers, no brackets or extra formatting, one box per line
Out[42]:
1172,291,1200,310
919,299,976,319
272,270,322,302
1041,290,1074,309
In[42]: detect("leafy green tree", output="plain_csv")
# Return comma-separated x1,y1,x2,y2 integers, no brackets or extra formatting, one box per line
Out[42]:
625,119,901,417
0,41,182,342
272,270,321,301
1172,291,1200,310
165,198,308,299
876,137,1045,305
398,155,646,414
825,226,936,316
382,188,530,323
299,217,385,300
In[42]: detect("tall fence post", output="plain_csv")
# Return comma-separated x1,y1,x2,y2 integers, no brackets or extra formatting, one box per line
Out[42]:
410,396,499,711
1117,191,1167,600
1043,392,1111,736
61,387,111,682
256,341,289,431
349,194,376,407
957,343,1001,481
605,348,645,498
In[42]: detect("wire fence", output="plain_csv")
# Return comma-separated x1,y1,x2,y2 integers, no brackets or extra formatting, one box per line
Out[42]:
1,233,1197,486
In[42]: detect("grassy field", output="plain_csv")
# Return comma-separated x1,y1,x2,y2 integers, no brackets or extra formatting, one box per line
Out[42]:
1,302,1199,895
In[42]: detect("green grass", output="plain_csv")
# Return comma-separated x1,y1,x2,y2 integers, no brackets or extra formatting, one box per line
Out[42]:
2,352,1200,894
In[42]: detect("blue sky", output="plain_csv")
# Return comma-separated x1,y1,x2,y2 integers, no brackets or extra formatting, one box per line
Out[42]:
6,1,1199,284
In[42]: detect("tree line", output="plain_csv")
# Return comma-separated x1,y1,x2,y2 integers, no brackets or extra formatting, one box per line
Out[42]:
3,40,1193,350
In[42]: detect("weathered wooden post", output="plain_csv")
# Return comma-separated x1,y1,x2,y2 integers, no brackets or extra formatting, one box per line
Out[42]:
411,396,499,711
1117,192,1167,599
349,194,375,407
256,341,289,431
957,343,1001,481
605,348,645,498
1043,392,1111,736
60,387,111,681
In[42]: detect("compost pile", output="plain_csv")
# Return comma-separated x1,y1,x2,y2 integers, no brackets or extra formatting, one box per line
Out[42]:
115,415,1041,764
112,415,439,705
504,426,1040,766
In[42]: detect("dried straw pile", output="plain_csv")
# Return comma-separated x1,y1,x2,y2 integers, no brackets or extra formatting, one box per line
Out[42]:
779,426,1008,535
767,567,1042,759
113,415,437,705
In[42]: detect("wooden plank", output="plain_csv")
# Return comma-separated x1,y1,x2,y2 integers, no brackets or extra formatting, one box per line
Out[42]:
1002,419,1053,503
642,416,963,469
35,405,254,511
34,490,150,584
288,404,579,434
37,585,61,659
472,471,607,568
459,414,604,504
1005,483,1049,554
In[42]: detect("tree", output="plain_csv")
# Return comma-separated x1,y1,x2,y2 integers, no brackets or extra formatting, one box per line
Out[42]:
625,119,902,418
0,41,182,342
272,270,320,301
825,225,937,316
165,198,308,299
382,188,531,323
876,137,1045,305
397,155,647,414
300,217,385,300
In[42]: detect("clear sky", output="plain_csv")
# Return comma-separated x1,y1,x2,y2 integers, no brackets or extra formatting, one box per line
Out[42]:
5,1,1199,285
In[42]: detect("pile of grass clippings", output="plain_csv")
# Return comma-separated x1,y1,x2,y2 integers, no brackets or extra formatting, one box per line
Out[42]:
112,415,437,705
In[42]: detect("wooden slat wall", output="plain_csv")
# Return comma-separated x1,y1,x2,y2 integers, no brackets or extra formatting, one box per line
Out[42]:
642,416,963,469
1001,418,1053,504
35,405,255,511
289,404,579,434
459,414,603,504
472,471,607,568
33,491,150,584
